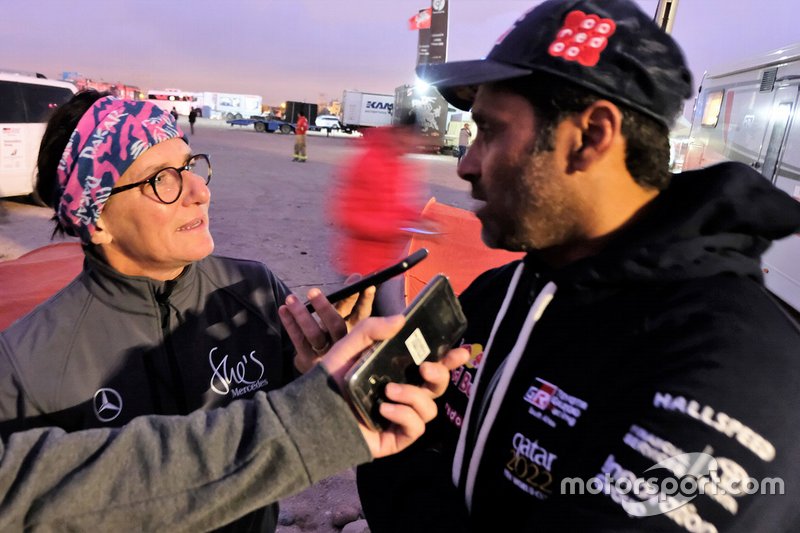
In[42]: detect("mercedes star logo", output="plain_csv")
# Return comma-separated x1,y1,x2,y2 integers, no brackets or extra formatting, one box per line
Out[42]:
93,388,123,422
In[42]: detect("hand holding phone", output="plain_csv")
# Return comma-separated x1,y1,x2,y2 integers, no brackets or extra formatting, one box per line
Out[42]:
304,248,429,313
343,274,467,431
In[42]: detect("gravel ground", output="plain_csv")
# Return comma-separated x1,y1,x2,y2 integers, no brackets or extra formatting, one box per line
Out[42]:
0,117,476,532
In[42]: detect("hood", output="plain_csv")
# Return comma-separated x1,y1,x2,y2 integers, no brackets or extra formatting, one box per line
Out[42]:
533,162,800,287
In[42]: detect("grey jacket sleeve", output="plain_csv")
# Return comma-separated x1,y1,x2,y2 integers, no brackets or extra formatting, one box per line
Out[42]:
0,364,372,532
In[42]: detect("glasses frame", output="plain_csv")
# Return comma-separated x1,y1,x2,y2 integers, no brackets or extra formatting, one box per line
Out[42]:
108,153,212,205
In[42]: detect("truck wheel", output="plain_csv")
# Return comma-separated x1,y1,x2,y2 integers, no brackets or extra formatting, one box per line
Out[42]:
226,112,234,121
235,113,243,120
280,124,292,134
254,122,266,133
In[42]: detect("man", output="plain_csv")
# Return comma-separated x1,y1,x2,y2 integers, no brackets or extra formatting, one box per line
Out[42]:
457,122,471,162
0,316,468,530
358,0,800,531
293,110,309,162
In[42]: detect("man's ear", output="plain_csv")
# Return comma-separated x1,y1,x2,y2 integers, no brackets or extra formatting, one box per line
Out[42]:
90,216,113,245
568,100,622,172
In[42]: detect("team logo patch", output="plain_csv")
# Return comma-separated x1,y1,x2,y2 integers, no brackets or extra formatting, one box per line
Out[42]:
93,387,123,422
548,10,616,67
523,377,588,428
504,432,558,500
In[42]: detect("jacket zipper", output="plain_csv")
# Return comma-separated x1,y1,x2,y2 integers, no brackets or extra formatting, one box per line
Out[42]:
156,287,189,415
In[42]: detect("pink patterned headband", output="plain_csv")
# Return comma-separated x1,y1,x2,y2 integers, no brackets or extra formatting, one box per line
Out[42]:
56,96,186,243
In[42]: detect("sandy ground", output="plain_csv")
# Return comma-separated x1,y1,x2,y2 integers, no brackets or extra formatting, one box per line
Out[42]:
0,117,475,532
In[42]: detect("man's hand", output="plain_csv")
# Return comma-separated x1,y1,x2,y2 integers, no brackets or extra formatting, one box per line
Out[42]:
279,280,375,373
321,315,469,459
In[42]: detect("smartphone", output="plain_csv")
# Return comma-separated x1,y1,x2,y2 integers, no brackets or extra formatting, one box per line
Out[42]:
343,274,467,431
304,248,429,313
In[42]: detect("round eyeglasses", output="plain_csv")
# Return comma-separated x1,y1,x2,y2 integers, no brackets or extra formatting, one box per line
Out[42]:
109,153,212,204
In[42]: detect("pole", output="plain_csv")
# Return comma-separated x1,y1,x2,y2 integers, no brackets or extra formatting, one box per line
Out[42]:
654,0,679,34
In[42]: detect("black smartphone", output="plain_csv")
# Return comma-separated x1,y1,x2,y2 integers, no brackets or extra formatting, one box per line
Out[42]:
343,274,467,431
304,248,429,313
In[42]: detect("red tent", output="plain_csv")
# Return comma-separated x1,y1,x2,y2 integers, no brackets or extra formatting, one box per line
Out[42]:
0,242,83,331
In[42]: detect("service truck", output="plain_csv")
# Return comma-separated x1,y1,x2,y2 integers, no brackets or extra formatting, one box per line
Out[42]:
341,90,394,130
681,42,800,312
394,84,449,152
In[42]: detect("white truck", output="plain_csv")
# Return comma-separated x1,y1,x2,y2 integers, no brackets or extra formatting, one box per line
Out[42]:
198,92,263,121
682,42,800,312
341,90,394,131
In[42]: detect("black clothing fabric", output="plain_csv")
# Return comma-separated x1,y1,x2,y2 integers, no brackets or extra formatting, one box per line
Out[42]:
359,162,800,532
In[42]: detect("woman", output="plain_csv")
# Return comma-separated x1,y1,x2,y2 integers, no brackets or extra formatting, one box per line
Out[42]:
0,91,452,532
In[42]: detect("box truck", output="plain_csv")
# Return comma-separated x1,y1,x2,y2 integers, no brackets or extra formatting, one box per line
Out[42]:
341,90,394,130
284,101,318,126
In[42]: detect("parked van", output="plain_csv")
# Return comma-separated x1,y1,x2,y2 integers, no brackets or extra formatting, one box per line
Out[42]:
0,73,76,198
683,43,800,312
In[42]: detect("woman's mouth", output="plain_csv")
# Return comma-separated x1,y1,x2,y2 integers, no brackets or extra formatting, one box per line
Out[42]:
177,218,203,231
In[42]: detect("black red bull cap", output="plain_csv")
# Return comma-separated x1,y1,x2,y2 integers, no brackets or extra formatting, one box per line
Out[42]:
416,0,692,128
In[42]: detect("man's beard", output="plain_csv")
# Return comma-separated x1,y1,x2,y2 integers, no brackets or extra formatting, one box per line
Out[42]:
480,143,583,253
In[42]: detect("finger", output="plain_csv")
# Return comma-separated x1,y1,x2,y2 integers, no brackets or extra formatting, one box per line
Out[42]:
439,346,471,371
321,315,405,381
278,303,311,352
348,286,376,325
307,288,347,342
418,347,469,396
330,273,363,319
285,293,331,352
333,291,360,320
383,383,438,423
378,402,426,444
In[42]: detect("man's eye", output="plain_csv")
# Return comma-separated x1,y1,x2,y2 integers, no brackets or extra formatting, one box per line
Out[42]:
152,172,169,184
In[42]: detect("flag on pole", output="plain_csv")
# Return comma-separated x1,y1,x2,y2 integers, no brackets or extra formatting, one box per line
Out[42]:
409,8,432,30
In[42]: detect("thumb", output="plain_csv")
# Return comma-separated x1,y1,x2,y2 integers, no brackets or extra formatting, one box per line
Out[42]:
321,315,405,385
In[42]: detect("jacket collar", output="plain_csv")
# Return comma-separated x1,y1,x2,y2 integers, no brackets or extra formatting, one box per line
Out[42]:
81,245,198,314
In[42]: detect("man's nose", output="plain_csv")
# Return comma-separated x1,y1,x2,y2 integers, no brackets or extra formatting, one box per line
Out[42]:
457,145,479,183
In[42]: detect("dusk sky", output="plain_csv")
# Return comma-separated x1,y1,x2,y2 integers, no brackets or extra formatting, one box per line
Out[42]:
1,1,798,109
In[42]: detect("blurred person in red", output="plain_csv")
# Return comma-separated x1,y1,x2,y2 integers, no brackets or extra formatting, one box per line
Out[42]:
330,111,428,315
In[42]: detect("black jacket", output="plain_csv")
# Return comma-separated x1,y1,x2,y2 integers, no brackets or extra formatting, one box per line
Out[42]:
359,162,800,532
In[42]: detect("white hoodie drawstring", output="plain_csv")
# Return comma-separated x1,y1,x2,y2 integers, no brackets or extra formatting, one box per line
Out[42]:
450,262,557,512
